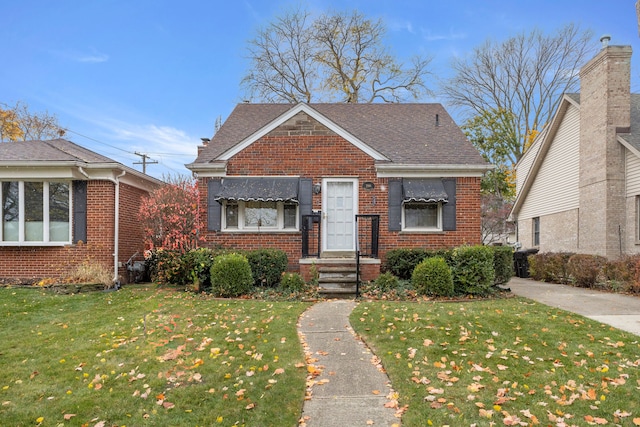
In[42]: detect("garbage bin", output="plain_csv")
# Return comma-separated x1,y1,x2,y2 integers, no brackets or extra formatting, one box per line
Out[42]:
513,248,539,278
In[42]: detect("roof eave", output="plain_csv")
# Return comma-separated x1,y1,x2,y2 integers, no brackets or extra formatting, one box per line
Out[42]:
376,163,493,178
185,161,227,177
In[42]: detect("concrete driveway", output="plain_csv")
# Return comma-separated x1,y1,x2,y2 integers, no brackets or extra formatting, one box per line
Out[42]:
508,277,640,336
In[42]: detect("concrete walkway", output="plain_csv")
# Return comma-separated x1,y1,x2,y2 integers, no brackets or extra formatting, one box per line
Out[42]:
298,300,399,427
508,277,640,336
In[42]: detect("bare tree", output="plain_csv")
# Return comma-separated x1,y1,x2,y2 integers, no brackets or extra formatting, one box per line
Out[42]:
242,7,432,103
442,24,594,163
0,101,65,142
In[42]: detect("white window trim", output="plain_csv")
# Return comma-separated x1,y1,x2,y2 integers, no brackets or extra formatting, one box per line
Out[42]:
401,202,443,232
0,180,72,246
222,201,299,232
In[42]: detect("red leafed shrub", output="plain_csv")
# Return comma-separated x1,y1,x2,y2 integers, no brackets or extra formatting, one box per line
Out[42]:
567,254,607,288
138,175,203,252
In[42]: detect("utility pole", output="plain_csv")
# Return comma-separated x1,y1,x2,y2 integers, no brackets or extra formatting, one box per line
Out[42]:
133,152,158,174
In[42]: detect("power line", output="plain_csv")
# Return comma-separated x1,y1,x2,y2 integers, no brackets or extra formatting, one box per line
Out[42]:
133,152,159,174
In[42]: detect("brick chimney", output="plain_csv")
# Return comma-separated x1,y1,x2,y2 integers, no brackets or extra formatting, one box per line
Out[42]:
578,42,632,258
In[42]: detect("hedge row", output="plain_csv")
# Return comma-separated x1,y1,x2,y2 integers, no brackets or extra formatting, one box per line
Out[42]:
147,247,291,293
529,252,640,292
379,245,513,297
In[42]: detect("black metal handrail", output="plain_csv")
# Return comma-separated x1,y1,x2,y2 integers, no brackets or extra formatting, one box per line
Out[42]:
301,213,321,258
355,214,380,297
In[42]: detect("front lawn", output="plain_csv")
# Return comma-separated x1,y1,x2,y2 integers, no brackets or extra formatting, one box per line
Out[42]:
351,299,640,426
0,286,309,426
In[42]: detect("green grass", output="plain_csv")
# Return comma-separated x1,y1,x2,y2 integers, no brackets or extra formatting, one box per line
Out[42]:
351,298,640,426
0,286,310,426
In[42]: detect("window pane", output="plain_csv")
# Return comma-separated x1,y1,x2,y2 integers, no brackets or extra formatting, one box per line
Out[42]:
25,182,44,241
50,182,70,241
2,181,18,241
225,203,238,228
405,203,438,228
245,201,277,227
284,203,297,229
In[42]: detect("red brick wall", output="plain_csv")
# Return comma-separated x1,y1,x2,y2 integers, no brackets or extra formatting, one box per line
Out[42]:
117,183,150,281
0,180,151,285
198,113,482,275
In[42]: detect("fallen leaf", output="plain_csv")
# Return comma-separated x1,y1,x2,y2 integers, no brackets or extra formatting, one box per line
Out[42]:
63,414,76,420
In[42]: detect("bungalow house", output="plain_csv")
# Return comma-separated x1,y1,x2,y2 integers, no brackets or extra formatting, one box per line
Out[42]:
187,103,490,283
0,139,163,285
510,42,640,258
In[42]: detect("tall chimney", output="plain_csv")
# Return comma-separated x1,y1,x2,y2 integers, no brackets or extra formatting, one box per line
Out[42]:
578,43,632,257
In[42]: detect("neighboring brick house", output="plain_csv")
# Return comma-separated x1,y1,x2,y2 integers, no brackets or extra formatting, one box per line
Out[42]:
187,103,490,282
0,139,162,284
511,43,640,258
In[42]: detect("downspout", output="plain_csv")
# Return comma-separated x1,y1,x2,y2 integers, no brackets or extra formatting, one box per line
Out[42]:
76,166,125,284
113,171,126,284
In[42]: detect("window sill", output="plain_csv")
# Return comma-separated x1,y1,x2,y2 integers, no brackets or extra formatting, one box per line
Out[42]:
0,242,71,247
399,230,444,234
220,229,299,234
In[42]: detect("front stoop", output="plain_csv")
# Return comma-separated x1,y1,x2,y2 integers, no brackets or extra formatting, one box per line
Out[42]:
299,257,381,298
318,266,358,298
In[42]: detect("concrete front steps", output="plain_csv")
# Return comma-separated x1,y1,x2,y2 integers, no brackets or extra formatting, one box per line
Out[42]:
318,265,358,298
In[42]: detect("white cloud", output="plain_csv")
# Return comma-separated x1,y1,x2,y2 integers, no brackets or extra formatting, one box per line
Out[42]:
388,19,415,34
420,27,467,42
50,48,109,63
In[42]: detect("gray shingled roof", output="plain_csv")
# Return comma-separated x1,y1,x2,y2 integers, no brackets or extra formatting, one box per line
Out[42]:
618,94,640,150
192,103,488,166
0,139,115,163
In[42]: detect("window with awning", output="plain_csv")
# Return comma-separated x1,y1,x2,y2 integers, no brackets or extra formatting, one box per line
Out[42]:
213,177,299,202
211,177,301,231
402,179,449,204
388,178,457,232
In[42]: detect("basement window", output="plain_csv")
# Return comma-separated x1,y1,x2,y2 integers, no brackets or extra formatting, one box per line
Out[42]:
1,181,71,245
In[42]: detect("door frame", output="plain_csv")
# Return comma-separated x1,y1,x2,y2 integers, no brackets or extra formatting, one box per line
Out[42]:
321,177,358,255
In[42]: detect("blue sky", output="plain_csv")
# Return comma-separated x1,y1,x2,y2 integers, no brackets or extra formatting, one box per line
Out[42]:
1,0,639,179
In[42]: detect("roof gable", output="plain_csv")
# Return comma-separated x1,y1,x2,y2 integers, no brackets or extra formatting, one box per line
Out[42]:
511,95,579,216
218,103,388,161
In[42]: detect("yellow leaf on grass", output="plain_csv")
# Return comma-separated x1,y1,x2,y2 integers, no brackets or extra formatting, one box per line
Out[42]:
36,417,44,423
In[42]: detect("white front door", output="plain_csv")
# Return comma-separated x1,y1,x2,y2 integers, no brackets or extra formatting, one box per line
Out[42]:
323,179,357,253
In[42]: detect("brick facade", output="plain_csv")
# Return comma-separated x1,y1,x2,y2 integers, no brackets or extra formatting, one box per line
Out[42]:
199,112,482,280
0,180,150,284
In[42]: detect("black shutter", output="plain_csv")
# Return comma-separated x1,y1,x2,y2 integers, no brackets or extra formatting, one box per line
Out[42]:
208,179,222,232
388,178,403,231
72,180,87,243
442,178,457,231
298,178,312,224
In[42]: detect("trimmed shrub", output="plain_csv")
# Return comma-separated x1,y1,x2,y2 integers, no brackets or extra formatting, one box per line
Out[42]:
210,253,254,297
567,254,606,288
246,249,288,287
412,257,454,297
529,252,574,283
450,245,495,295
384,248,427,280
181,248,217,292
280,272,306,293
372,272,400,294
147,249,183,286
491,246,514,285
